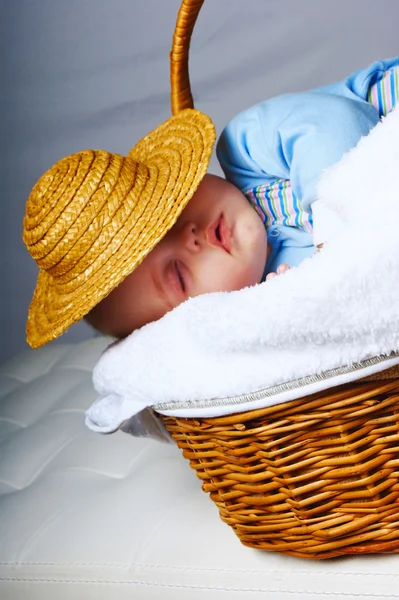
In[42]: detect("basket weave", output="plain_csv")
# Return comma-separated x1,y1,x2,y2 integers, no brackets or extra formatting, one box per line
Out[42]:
163,0,399,558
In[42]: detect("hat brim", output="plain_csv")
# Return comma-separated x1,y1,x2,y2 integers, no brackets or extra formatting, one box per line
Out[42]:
26,109,216,347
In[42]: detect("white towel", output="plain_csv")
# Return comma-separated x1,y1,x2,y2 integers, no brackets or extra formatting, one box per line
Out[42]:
86,107,399,433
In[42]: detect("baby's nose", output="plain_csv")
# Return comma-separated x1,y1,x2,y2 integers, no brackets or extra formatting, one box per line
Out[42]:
180,221,202,252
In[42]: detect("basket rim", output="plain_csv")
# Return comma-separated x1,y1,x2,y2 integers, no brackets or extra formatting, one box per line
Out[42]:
153,351,399,416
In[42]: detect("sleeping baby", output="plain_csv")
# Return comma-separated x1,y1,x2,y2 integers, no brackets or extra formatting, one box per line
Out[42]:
23,58,398,348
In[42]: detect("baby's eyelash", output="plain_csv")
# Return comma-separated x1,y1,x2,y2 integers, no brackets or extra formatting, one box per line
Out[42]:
174,261,185,292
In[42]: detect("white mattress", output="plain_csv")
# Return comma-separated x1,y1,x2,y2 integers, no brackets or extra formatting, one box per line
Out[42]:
0,338,398,599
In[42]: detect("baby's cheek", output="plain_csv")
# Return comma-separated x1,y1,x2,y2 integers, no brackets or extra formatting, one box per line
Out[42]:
219,266,259,293
198,264,237,294
235,249,266,289
198,248,264,295
235,269,262,290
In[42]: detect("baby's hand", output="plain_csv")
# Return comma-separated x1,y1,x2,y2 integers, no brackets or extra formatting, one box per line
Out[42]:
265,263,290,281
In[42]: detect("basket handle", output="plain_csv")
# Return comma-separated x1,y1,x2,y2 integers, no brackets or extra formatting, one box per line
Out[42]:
170,0,205,114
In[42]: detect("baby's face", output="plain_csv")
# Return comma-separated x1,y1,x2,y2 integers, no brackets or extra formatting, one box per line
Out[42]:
90,174,268,337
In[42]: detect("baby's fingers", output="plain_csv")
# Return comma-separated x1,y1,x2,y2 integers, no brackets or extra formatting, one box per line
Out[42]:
266,264,290,281
277,264,290,275
266,272,277,280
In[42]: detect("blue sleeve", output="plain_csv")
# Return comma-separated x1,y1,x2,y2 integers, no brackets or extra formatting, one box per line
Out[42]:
315,57,399,101
217,92,379,214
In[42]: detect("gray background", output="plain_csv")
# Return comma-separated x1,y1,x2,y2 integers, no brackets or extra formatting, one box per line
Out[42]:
2,0,398,363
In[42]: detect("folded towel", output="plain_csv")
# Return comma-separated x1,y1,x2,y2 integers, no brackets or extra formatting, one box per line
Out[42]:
86,107,399,433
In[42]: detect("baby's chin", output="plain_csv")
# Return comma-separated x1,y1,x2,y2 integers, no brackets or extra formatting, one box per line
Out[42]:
237,227,268,285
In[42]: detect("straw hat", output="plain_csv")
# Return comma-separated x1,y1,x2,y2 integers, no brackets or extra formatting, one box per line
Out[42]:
23,108,215,348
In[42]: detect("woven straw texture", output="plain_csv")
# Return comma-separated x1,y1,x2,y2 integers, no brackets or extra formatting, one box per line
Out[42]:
161,379,399,558
170,0,204,114
362,364,399,381
158,0,399,559
22,0,214,349
24,108,215,348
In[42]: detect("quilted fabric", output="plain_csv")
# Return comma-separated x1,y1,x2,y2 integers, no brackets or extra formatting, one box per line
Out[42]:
0,339,398,600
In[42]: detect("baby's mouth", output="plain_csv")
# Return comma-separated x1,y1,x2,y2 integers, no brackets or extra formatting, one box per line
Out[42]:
207,214,231,254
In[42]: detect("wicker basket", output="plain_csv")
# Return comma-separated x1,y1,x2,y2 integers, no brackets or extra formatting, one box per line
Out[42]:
162,0,399,559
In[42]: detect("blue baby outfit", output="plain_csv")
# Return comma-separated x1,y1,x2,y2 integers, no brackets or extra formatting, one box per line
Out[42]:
216,58,399,275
